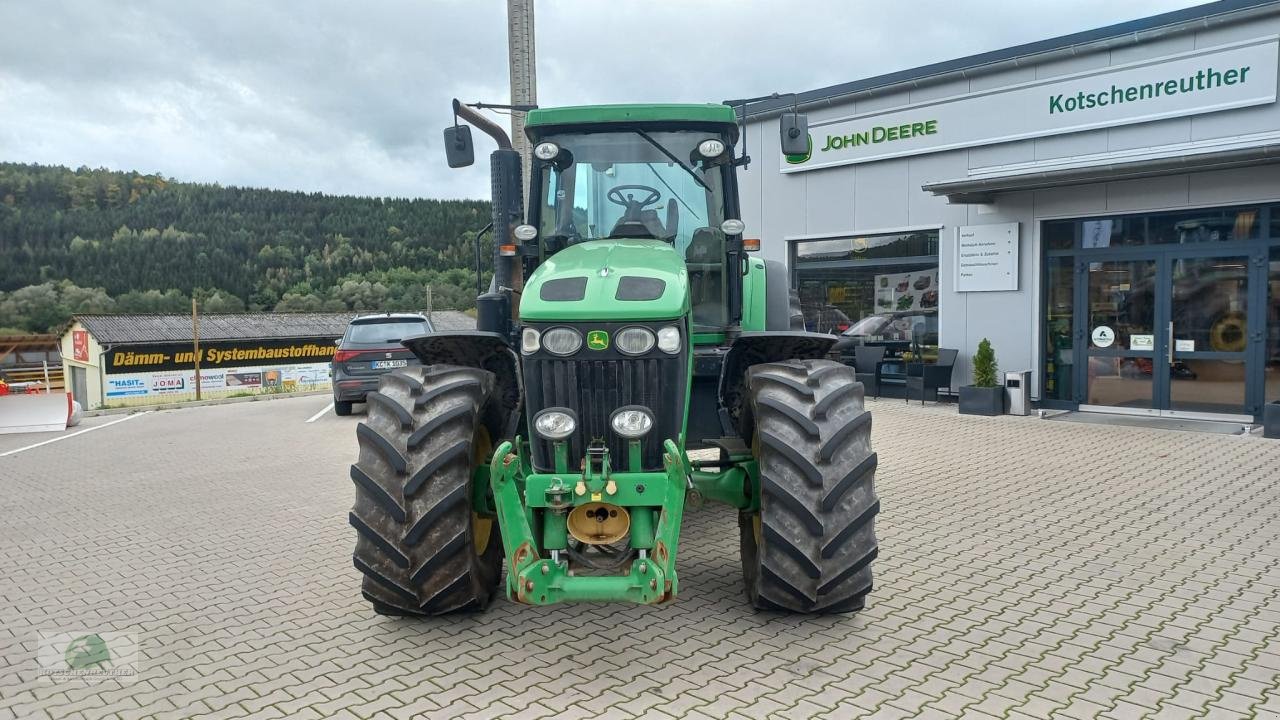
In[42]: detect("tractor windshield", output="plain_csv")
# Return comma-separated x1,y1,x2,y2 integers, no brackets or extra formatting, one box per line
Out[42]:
534,129,731,328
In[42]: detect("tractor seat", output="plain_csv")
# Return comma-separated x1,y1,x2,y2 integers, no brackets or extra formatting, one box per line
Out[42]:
610,209,670,240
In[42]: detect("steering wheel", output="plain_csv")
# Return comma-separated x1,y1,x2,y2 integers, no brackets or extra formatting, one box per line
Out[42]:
607,184,662,221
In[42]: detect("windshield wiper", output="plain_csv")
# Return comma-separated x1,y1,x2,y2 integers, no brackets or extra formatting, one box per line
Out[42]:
632,129,711,194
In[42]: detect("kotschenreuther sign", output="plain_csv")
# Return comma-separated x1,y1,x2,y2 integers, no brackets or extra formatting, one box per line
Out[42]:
782,36,1279,173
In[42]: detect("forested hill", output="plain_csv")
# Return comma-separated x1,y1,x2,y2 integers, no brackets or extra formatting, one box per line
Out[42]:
0,162,491,333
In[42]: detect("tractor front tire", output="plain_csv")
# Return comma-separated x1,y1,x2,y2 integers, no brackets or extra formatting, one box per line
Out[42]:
348,365,503,616
740,359,879,612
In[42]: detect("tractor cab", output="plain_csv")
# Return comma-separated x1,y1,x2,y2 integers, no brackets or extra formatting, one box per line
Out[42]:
521,105,742,331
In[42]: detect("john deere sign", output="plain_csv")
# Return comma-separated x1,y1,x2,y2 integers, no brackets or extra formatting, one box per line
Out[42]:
782,36,1278,173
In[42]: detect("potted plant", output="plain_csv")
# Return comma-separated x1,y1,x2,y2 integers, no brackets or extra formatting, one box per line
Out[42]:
959,338,1004,416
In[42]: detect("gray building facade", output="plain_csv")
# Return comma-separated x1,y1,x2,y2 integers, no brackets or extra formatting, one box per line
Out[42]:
738,0,1280,422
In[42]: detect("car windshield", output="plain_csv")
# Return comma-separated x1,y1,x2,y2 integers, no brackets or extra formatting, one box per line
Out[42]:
844,313,936,340
845,315,890,336
345,320,429,345
535,129,732,330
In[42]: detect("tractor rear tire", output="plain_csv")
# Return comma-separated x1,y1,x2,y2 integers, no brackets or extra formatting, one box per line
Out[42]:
739,359,879,612
348,365,503,616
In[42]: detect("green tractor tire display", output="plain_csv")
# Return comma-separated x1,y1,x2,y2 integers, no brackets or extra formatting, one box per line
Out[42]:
349,101,879,614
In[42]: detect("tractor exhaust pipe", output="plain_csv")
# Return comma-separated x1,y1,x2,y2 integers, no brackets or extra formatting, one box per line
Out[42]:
448,99,525,338
452,99,512,150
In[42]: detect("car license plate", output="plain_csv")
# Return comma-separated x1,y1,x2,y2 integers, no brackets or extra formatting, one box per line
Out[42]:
372,359,408,369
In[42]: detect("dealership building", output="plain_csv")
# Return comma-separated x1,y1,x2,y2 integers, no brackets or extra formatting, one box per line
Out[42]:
739,0,1280,422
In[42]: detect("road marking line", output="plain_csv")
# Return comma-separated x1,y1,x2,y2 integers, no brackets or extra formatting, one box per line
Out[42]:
306,402,335,423
0,411,151,458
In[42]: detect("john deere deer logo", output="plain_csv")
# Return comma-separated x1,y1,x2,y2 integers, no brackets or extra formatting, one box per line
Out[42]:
784,133,813,165
586,330,609,350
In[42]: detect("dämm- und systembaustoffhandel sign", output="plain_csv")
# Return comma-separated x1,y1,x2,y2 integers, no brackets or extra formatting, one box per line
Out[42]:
104,337,336,374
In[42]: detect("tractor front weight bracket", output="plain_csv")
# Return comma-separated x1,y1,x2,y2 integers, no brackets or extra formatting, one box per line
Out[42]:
489,440,541,599
486,438,693,605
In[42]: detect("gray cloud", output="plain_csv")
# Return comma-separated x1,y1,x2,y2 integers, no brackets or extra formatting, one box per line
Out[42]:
0,0,1202,199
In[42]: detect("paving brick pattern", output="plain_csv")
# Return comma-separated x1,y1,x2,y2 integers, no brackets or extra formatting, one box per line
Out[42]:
1,395,1278,719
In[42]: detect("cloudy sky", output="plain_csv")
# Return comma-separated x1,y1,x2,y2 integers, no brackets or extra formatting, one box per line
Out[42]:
0,0,1204,200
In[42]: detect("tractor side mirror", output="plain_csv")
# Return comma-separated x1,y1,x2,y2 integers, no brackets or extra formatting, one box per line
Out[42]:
779,112,809,157
443,125,474,168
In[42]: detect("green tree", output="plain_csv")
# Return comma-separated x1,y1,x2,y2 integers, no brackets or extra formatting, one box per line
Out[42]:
0,161,490,328
972,338,999,388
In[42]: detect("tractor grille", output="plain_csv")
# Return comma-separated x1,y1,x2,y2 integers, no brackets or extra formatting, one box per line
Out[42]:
523,330,686,473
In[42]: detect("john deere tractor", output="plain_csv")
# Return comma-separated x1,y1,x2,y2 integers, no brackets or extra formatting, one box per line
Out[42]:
347,100,878,614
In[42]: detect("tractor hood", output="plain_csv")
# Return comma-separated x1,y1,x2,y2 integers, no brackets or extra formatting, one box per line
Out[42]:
520,239,689,322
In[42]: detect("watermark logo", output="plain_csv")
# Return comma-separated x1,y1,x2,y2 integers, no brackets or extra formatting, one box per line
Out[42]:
38,631,138,683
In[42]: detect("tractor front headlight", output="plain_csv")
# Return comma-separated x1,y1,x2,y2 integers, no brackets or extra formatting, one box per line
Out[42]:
610,406,654,438
616,327,655,355
541,327,582,356
521,327,541,354
534,408,577,440
656,326,681,354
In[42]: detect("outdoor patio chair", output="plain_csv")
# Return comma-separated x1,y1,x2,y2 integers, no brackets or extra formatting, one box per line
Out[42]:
853,345,886,399
905,347,958,405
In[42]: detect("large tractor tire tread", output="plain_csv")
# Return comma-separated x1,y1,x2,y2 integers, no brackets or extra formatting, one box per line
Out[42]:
741,359,879,613
349,365,503,617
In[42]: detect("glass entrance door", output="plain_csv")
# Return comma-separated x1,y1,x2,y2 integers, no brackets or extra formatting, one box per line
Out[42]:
1079,250,1257,420
1083,258,1159,411
1165,253,1250,416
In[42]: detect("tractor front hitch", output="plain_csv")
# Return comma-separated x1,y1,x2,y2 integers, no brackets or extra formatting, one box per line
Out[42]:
487,438,690,605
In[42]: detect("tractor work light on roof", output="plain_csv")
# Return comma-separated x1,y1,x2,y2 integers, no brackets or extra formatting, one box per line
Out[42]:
534,142,561,160
697,139,726,158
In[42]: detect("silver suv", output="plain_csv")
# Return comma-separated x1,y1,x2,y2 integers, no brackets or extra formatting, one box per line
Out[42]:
331,313,432,415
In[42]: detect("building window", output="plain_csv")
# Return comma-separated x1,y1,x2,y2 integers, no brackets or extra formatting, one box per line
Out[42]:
1043,206,1262,249
1043,256,1074,402
791,230,939,355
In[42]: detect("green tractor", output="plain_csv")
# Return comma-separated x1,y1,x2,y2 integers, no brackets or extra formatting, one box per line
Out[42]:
348,100,879,614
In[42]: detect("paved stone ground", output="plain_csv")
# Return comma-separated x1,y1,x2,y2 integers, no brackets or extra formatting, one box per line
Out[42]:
1,394,1278,719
